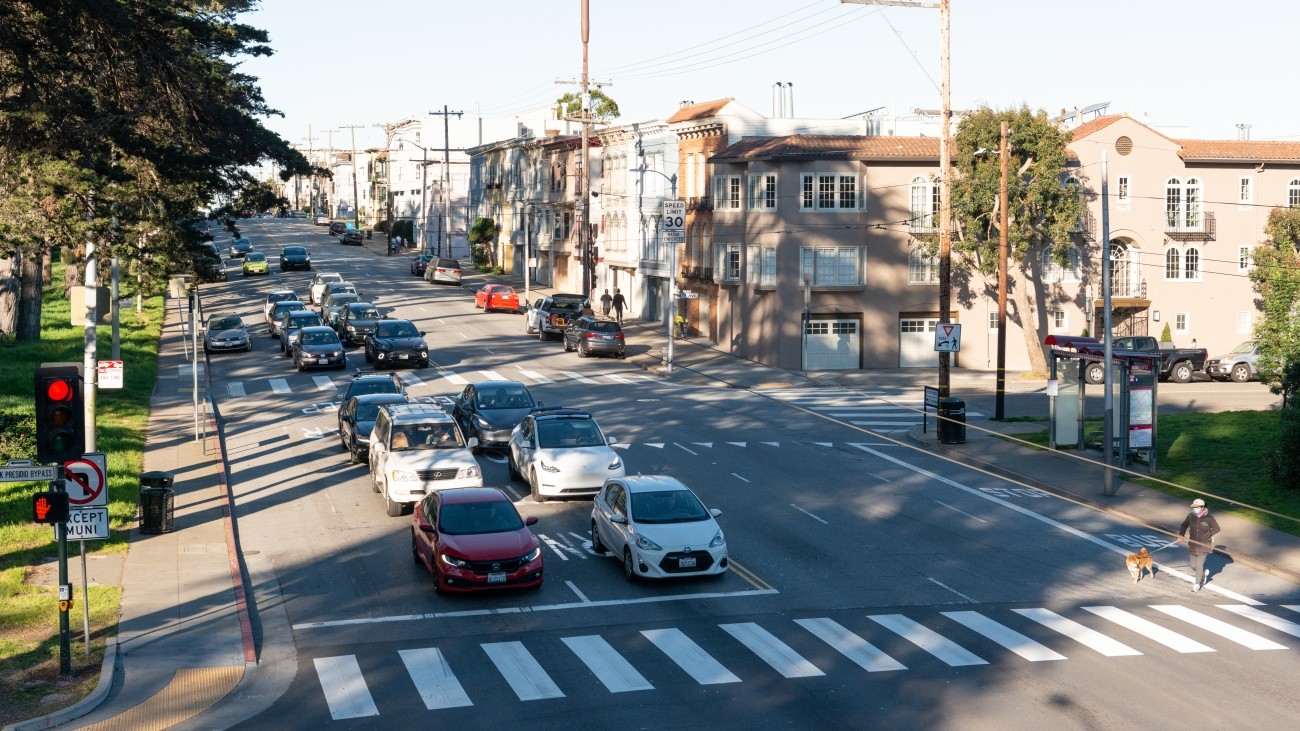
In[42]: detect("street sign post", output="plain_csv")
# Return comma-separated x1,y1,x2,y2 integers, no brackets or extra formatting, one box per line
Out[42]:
1,460,57,482
662,199,685,244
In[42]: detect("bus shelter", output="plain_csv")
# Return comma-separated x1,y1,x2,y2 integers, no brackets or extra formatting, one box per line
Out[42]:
1043,335,1160,472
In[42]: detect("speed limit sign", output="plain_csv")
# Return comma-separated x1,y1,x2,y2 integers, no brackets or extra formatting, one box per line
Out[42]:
662,200,685,244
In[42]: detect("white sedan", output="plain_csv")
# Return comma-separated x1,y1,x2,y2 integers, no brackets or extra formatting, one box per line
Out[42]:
507,408,623,501
591,475,727,581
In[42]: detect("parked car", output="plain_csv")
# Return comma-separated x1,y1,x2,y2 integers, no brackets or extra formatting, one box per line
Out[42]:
475,284,521,314
591,475,727,582
507,407,623,501
338,393,410,464
411,487,543,592
450,381,539,452
340,230,364,245
266,299,307,333
364,319,429,369
321,293,361,328
1206,340,1260,382
195,243,226,282
309,272,344,304
279,245,311,271
328,222,347,236
241,251,269,276
563,316,625,358
278,310,323,353
203,313,251,353
291,325,346,371
339,371,404,404
411,254,433,277
369,403,482,516
426,257,462,285
525,294,586,341
335,302,383,346
1082,336,1208,384
263,289,299,321
228,237,253,258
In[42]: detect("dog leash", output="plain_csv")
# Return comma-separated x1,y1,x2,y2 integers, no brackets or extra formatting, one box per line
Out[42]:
1147,539,1181,554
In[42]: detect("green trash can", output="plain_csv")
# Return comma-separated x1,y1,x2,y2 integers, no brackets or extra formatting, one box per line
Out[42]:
938,398,966,444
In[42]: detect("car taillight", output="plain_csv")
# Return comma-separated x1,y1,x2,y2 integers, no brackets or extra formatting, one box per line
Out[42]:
585,332,598,339
614,333,624,340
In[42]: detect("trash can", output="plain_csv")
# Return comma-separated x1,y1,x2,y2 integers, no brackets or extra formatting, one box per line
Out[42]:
138,471,175,534
937,397,966,444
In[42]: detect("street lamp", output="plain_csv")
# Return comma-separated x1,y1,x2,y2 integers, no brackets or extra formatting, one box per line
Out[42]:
631,166,679,372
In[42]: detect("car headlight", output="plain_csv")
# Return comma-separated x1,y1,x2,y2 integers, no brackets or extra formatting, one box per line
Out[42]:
607,455,622,471
709,529,725,548
390,469,417,482
356,434,370,445
418,343,428,351
461,464,481,479
521,547,541,563
474,416,491,429
539,460,561,473
328,350,341,357
635,533,662,551
439,553,469,569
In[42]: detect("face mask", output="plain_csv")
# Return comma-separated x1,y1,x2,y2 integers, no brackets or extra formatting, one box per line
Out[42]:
1193,508,1205,516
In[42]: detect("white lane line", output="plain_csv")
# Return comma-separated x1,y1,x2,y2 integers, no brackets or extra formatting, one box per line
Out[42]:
795,617,906,672
935,501,988,523
482,641,565,701
1082,606,1214,653
561,636,655,693
790,504,828,525
561,371,597,384
565,580,590,602
1013,608,1141,656
1150,605,1288,650
694,442,714,448
604,374,633,384
538,533,580,561
868,614,987,667
927,578,977,603
642,628,741,685
731,473,751,483
1218,605,1300,639
401,373,425,388
227,382,245,397
437,370,469,385
719,622,824,678
313,376,336,391
727,442,747,447
514,367,555,384
480,370,505,381
268,378,291,394
398,648,474,710
313,655,379,720
941,611,1067,662
673,443,698,456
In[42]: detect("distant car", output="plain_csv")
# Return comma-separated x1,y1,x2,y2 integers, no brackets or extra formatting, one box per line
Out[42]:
266,300,307,333
321,293,362,328
563,316,625,358
339,371,404,404
241,251,269,276
315,215,330,226
328,222,347,236
591,475,727,582
278,310,324,354
411,254,433,277
279,245,311,271
340,230,364,245
450,380,539,452
203,314,251,353
338,393,410,464
411,487,543,593
309,272,344,304
335,302,383,346
291,326,347,371
263,289,299,321
369,403,482,516
507,407,623,501
427,258,462,285
292,210,308,219
1206,340,1260,383
195,243,226,282
475,284,521,314
319,281,359,311
229,238,253,258
364,319,429,369
526,294,585,341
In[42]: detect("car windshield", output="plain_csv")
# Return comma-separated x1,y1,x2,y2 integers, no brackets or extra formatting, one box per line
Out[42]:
300,330,337,345
268,292,295,304
437,259,459,269
328,295,360,308
477,387,533,409
274,302,305,314
536,419,603,449
284,247,306,255
348,380,398,398
355,400,399,422
588,321,620,333
494,287,516,296
1231,342,1256,354
438,501,523,535
350,307,380,320
288,313,321,327
551,302,581,313
377,322,419,338
209,316,242,330
391,423,462,450
246,252,266,262
630,490,709,524
316,275,342,285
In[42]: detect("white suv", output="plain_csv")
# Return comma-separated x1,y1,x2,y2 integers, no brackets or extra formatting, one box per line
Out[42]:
369,403,482,517
309,272,344,304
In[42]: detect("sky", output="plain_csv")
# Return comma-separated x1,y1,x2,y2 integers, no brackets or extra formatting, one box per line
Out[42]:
239,0,1300,151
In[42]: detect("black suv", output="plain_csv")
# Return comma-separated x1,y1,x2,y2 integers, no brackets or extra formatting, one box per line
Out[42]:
526,293,586,341
364,319,429,369
340,230,363,245
336,302,382,345
338,392,410,464
339,371,405,404
563,316,625,358
328,222,346,236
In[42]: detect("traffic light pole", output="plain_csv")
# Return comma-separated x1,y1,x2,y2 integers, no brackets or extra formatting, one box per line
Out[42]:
55,471,71,675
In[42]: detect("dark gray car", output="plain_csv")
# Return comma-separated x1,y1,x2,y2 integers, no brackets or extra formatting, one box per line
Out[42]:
336,302,382,346
338,393,410,463
450,380,539,451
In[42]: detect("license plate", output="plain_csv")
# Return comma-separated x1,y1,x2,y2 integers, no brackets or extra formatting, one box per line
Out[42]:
398,353,409,359
678,556,697,568
317,358,329,365
487,572,507,584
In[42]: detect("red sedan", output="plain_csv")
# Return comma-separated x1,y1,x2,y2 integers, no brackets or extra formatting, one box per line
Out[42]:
475,284,521,313
411,487,543,592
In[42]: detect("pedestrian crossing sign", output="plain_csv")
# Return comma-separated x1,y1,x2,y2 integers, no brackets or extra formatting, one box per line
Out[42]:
934,323,961,352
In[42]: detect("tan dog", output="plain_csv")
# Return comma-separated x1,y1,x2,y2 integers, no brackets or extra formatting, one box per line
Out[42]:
1126,547,1153,583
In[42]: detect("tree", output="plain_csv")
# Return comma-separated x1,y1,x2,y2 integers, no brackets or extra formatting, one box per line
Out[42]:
556,90,620,123
949,106,1088,374
468,217,499,269
1248,206,1300,388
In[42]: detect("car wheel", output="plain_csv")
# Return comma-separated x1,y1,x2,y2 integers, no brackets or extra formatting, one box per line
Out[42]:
1170,361,1193,384
364,349,373,363
525,319,536,335
623,549,638,582
384,490,405,517
507,451,521,480
371,473,381,493
578,341,589,358
591,521,605,554
411,531,422,565
1084,363,1105,385
349,443,361,464
563,336,573,353
529,469,547,503
1231,363,1252,383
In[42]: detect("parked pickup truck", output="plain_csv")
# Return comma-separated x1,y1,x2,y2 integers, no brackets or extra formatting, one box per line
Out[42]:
1082,336,1208,385
1205,340,1260,383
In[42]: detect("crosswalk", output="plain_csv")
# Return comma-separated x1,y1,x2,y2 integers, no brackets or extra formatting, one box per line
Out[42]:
311,603,1300,719
756,387,985,432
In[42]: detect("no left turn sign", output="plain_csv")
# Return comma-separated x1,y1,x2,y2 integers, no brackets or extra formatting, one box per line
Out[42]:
64,452,108,507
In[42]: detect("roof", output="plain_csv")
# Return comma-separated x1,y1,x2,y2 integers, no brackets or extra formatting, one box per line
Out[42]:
1173,139,1300,162
666,98,735,124
1069,115,1125,141
620,475,689,493
712,134,939,162
382,403,452,422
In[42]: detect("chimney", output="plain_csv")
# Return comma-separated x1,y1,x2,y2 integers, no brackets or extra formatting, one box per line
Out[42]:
785,82,794,118
772,82,782,118
1237,123,1252,140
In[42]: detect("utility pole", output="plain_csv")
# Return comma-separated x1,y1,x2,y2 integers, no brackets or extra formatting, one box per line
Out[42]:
322,128,339,217
303,125,317,214
342,125,365,234
429,107,464,257
996,121,1009,420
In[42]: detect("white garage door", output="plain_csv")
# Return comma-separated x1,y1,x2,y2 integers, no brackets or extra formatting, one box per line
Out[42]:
899,318,939,368
805,320,860,370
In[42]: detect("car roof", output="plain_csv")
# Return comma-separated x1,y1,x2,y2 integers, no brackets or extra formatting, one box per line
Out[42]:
272,300,305,309
283,245,306,252
344,301,376,310
618,475,690,493
348,392,408,405
436,487,513,505
351,370,398,380
299,325,336,335
287,311,320,320
267,289,296,296
549,293,586,302
472,380,529,390
381,403,452,423
314,272,343,281
528,407,591,420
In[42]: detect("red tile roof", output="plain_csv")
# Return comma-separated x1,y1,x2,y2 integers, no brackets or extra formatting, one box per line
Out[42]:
713,135,940,161
1174,139,1300,161
666,99,736,124
1069,115,1125,141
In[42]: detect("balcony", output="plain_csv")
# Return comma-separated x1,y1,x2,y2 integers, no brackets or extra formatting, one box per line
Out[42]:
687,196,713,212
683,266,714,281
1072,210,1097,242
1164,211,1216,242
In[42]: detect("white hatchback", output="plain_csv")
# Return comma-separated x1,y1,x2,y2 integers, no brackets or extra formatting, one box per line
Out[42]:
309,272,344,304
591,475,727,581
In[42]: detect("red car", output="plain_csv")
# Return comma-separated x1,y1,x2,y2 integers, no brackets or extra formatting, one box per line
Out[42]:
411,487,543,592
475,284,521,313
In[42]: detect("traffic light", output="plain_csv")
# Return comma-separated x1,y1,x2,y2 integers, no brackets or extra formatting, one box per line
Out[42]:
35,363,84,464
32,490,70,524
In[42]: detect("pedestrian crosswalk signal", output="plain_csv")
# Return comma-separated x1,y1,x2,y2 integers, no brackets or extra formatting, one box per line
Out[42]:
35,363,84,464
33,490,69,524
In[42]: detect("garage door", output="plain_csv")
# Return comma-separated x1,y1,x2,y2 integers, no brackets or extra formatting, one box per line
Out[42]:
805,319,860,370
899,318,938,368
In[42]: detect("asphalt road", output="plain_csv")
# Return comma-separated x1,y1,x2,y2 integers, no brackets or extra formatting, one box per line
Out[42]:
199,221,1300,730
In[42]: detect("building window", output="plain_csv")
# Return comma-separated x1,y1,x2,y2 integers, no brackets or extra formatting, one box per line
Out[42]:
717,243,741,282
910,176,937,231
988,311,999,330
1239,245,1252,271
800,173,859,211
746,245,777,286
908,248,939,284
1184,246,1201,280
748,174,777,210
1166,177,1203,231
800,246,863,286
1042,246,1081,283
1174,313,1189,334
838,175,858,209
1117,175,1130,205
1165,247,1182,280
713,175,742,210
1051,309,1067,332
1290,179,1300,208
1240,176,1253,205
1237,311,1251,334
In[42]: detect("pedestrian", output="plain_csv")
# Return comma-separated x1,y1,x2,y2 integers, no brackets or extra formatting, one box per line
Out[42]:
599,288,612,316
611,289,626,322
1178,498,1221,592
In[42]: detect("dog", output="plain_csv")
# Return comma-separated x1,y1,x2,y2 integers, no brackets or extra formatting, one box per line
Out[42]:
1125,547,1154,583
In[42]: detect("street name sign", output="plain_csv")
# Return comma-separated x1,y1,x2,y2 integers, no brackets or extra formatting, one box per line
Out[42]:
66,507,110,540
1,460,57,483
662,200,685,244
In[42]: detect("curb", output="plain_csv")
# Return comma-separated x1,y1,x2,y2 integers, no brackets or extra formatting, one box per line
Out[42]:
2,638,118,731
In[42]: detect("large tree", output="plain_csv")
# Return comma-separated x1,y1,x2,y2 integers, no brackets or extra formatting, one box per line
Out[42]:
949,106,1088,374
556,90,621,123
1248,206,1300,389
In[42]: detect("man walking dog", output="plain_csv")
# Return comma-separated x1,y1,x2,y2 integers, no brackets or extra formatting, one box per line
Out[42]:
1178,498,1220,592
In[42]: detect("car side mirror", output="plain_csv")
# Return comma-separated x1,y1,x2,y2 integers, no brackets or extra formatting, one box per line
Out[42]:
606,436,617,445
466,437,479,448
419,331,426,336
524,516,539,526
418,521,435,534
610,514,627,525
709,508,722,518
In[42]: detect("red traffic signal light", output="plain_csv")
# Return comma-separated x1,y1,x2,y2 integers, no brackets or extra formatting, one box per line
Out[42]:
33,491,70,524
35,363,84,464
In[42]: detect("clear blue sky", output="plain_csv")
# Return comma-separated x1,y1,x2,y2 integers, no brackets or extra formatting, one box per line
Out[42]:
240,0,1300,147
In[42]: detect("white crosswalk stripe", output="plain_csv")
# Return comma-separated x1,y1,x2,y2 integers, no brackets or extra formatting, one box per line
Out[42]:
642,627,741,685
720,622,824,677
400,373,425,388
435,369,469,385
314,655,379,720
514,367,554,384
268,378,291,394
312,376,335,391
1082,606,1214,653
1013,608,1142,656
227,382,245,397
561,635,655,693
482,641,565,700
479,370,506,381
755,387,967,432
794,617,906,672
399,647,474,710
941,611,1067,661
561,371,598,384
869,614,988,667
1150,605,1288,650
1218,604,1300,639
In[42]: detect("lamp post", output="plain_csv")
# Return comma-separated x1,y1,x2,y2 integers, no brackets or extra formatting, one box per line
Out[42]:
632,166,679,372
